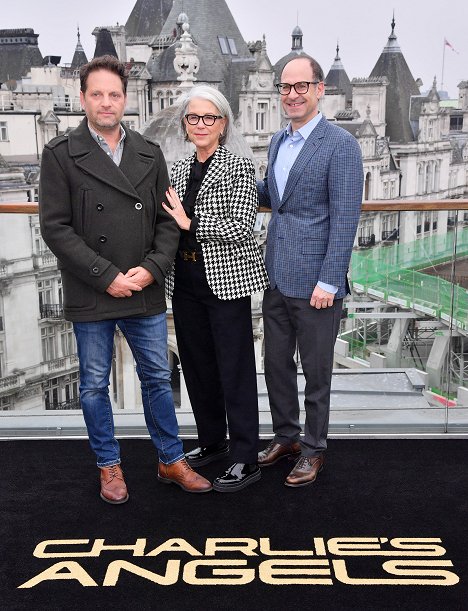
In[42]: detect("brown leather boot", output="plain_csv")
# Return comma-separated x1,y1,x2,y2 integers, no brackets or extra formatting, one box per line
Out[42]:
100,464,129,504
158,458,212,493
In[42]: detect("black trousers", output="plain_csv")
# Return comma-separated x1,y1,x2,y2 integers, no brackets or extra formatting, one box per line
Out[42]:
172,255,259,464
263,287,343,457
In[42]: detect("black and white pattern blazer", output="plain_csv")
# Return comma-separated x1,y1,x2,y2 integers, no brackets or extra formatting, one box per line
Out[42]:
166,145,269,300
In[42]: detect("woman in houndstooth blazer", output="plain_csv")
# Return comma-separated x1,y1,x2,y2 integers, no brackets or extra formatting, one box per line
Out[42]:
162,85,269,493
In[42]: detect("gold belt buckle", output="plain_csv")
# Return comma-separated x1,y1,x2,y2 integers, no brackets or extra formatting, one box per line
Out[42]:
182,250,197,262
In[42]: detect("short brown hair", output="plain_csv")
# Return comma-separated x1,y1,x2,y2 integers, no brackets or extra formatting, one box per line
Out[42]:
282,56,324,83
80,55,128,94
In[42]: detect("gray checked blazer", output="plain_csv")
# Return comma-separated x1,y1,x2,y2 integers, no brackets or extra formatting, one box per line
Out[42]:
166,145,269,300
258,116,363,300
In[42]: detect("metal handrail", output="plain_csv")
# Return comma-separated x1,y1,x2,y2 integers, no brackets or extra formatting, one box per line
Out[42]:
2,200,468,215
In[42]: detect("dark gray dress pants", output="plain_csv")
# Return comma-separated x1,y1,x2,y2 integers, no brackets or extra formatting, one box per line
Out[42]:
262,287,342,456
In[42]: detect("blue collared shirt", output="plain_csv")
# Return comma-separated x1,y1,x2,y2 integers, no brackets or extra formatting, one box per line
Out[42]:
273,113,337,295
88,124,126,166
274,112,322,199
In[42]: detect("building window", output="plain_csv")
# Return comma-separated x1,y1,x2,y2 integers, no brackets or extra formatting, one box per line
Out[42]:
44,373,80,410
424,211,431,233
417,163,424,195
425,163,432,193
0,121,8,141
357,217,375,247
450,115,463,131
41,325,58,362
364,172,371,200
38,279,54,311
218,37,229,54
60,322,76,356
122,120,136,130
382,213,397,233
428,119,434,141
44,377,60,409
227,38,238,55
33,225,49,255
447,212,457,230
256,103,267,132
416,212,422,235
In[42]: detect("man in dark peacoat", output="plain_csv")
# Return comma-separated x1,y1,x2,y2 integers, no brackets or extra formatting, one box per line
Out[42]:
39,56,212,503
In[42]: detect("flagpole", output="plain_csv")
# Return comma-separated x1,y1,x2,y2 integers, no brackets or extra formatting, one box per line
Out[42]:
441,38,446,91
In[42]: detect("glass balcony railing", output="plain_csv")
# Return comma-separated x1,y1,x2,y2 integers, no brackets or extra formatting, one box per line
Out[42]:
1,200,468,437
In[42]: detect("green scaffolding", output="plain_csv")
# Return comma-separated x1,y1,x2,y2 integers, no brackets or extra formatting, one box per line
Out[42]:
350,227,468,331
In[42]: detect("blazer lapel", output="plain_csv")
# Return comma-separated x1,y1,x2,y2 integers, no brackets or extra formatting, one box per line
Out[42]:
197,146,229,199
171,154,194,197
68,120,141,199
268,132,283,204
281,116,327,205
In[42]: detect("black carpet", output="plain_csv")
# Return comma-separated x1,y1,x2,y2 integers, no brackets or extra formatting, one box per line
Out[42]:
1,438,467,611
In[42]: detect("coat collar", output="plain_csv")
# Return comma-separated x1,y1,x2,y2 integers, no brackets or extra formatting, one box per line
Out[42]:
67,119,155,199
172,145,231,202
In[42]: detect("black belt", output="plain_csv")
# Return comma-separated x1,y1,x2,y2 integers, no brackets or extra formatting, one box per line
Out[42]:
178,249,203,262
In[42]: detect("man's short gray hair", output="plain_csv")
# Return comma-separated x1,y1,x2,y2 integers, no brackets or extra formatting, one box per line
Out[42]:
178,85,233,145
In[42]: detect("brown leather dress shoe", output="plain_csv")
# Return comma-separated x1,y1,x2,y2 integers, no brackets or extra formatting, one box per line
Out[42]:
284,455,324,487
258,440,301,466
100,464,129,504
158,458,212,493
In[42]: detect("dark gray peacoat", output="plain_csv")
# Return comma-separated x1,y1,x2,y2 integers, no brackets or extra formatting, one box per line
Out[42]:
39,119,179,322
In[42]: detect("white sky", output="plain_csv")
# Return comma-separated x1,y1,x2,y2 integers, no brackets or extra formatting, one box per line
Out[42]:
3,0,467,98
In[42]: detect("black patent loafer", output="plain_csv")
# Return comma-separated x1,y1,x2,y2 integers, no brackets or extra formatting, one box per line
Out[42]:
213,462,261,492
185,440,229,467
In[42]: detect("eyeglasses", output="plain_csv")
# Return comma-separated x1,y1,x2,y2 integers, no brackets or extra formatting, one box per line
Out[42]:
185,113,224,126
275,81,320,95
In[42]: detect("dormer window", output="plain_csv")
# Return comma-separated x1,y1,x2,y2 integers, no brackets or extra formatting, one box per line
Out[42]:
227,38,237,55
218,37,229,54
218,36,238,55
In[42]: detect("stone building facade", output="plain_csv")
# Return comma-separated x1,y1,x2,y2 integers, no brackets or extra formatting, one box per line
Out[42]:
1,2,468,413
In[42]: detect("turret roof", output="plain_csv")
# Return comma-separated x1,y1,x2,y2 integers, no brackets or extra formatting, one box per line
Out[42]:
369,16,420,143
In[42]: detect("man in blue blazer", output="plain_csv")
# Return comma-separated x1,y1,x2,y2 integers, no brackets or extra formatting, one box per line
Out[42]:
257,56,363,486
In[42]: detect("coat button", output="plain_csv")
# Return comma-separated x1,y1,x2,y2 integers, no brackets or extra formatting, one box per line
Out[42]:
96,203,104,211
92,267,99,274
99,235,107,243
278,209,284,214
135,202,142,210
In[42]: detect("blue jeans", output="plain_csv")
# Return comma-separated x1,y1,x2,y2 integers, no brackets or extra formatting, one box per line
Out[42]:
73,314,184,467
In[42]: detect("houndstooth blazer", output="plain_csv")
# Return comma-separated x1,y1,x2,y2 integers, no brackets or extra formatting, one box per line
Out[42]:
166,145,269,300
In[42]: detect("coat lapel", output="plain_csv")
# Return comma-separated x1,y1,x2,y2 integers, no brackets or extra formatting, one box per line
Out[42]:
67,120,142,199
280,116,327,205
119,128,155,190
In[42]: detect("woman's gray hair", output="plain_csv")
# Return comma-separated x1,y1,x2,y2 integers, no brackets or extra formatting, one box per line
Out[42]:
177,85,233,145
